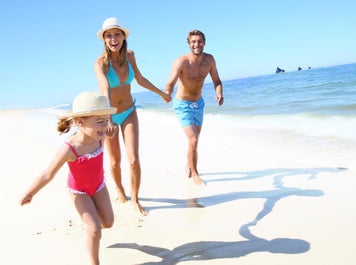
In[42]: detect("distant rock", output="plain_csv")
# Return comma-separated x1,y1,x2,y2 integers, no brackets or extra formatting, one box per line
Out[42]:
276,67,285,74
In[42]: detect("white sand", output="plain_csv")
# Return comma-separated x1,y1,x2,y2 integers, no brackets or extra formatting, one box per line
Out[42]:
1,108,355,265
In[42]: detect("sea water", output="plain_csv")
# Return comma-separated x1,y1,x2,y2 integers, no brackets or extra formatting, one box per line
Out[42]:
133,63,356,143
18,63,356,144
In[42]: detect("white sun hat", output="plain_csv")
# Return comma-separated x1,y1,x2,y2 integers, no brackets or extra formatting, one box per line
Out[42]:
69,91,117,117
97,17,130,40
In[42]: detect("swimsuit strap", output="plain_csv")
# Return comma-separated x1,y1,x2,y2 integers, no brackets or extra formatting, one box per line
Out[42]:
126,61,134,84
65,142,79,158
66,141,102,157
106,61,120,88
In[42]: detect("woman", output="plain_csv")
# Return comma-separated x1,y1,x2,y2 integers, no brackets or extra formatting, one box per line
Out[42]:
94,17,170,216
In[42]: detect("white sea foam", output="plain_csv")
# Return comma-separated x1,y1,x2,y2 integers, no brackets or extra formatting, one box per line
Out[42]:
203,112,356,143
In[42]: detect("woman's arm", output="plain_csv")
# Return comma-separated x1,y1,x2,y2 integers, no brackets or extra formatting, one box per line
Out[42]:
94,56,112,104
94,56,118,137
128,51,171,102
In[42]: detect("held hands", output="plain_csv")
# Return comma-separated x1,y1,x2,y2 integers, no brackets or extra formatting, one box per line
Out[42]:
216,95,224,106
161,91,172,103
106,121,118,138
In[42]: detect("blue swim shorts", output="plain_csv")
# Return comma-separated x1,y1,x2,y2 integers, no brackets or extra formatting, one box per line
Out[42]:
173,97,205,126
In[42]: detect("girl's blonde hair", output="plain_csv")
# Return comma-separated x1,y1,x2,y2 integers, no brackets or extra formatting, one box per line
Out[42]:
57,116,74,134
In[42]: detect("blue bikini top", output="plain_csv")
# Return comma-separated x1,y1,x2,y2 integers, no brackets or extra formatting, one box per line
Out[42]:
106,60,134,88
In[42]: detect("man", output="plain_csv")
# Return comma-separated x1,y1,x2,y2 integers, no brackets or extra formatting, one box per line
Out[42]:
164,30,224,185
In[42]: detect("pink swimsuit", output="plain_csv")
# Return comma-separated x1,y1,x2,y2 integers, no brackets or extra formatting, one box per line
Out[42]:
66,141,104,196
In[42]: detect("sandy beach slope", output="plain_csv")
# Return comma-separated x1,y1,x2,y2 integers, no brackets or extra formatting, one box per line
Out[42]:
1,108,355,265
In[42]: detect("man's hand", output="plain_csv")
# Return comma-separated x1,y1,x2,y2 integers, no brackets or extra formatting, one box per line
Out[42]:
162,91,172,103
216,95,224,106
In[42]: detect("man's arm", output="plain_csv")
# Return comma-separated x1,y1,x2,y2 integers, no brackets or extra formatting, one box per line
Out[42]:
164,58,181,96
209,56,224,106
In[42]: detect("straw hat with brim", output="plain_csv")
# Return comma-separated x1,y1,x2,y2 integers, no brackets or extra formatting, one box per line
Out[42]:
68,91,117,118
97,17,130,40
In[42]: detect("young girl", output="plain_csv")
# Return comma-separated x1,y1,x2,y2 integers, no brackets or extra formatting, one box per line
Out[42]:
20,91,117,265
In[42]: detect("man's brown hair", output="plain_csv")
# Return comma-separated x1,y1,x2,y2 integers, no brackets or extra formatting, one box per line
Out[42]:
187,30,206,44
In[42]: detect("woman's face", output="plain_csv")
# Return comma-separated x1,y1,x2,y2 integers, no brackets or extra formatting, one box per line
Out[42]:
103,28,125,52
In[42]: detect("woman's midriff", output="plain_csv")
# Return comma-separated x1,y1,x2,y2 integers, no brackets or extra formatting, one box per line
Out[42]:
111,85,134,113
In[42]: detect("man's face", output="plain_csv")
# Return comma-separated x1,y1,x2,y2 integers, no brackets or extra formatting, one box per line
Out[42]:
188,35,205,55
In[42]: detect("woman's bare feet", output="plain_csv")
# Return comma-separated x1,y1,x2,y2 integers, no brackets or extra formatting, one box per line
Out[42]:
191,174,206,186
185,166,192,178
131,200,148,216
115,187,127,203
186,166,205,186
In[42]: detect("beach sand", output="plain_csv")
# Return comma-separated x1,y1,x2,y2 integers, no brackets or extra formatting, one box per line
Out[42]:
1,108,356,265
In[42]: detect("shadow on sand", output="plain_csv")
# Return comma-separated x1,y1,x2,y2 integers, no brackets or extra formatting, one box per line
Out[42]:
108,167,347,264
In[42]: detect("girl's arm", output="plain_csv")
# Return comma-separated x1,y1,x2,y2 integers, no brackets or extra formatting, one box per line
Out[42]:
20,144,70,206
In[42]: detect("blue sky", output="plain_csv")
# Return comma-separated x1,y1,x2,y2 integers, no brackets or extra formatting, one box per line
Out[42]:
1,0,356,109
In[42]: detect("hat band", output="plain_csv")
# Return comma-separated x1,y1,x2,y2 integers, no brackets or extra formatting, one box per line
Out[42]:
73,106,110,113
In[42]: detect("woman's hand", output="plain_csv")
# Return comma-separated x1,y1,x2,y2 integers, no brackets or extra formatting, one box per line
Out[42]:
106,120,118,138
161,92,172,103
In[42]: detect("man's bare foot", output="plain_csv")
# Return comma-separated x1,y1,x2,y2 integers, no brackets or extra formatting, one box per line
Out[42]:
191,175,206,186
131,200,148,216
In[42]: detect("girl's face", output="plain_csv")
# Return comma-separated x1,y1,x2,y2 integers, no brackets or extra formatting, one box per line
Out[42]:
79,115,110,141
103,28,125,52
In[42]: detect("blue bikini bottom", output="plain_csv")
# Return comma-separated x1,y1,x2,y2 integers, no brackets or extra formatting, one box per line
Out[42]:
112,104,135,125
